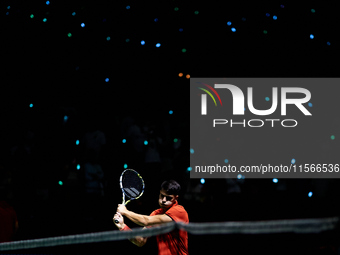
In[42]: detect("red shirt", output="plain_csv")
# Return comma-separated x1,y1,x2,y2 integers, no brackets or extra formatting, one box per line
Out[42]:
150,201,189,255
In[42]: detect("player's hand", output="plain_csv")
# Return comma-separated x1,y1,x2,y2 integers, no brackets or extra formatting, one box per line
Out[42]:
113,212,125,229
117,204,128,216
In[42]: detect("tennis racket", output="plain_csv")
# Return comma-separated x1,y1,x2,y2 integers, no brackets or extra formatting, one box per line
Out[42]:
114,169,145,223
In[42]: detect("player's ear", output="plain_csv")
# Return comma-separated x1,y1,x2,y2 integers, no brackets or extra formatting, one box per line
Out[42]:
175,195,179,200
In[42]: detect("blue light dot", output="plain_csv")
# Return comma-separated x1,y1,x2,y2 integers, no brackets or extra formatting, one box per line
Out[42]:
227,21,232,26
224,159,229,163
77,164,81,170
76,140,80,145
179,28,183,32
308,102,313,107
46,1,50,5
29,103,33,108
43,18,47,22
105,78,109,82
308,191,313,197
126,5,130,9
200,178,205,184
81,23,85,27
7,6,10,9
124,164,128,169
310,34,314,39
266,13,270,17
327,41,331,46
291,158,296,164
169,110,173,114
187,167,192,171
190,148,194,154
106,36,111,41
273,178,278,183
141,40,145,45
154,18,158,22
72,12,76,16
265,97,270,101
122,139,126,143
231,27,236,32
64,115,68,121
156,43,161,47
237,174,242,179
144,140,148,145
125,39,130,42
273,15,277,20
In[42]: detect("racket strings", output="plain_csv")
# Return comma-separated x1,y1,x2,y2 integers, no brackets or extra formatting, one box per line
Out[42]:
122,170,144,199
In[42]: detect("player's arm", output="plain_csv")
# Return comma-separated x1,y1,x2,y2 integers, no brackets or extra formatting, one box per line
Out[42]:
113,212,148,247
117,204,173,227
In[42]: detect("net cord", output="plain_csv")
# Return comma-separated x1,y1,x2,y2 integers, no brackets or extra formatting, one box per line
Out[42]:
0,217,338,251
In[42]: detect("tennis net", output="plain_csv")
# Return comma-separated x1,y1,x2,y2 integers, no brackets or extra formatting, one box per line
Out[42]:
0,216,339,254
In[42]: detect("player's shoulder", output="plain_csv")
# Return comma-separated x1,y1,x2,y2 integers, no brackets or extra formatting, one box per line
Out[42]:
150,208,164,216
167,203,189,223
174,203,186,211
169,203,188,216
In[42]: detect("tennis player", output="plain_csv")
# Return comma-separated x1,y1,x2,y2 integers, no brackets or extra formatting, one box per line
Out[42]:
113,180,189,255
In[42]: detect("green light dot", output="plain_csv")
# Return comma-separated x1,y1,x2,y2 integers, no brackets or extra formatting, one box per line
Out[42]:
67,33,72,37
174,7,179,11
125,38,130,42
43,18,47,22
311,9,316,13
181,48,187,53
194,11,199,15
331,135,335,140
30,14,34,18
58,181,63,185
174,138,178,143
263,30,268,34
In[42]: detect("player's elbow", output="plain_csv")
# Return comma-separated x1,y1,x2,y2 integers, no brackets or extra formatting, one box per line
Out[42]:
133,237,147,247
140,216,151,227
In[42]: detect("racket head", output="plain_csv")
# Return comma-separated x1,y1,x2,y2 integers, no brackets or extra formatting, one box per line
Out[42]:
119,169,145,204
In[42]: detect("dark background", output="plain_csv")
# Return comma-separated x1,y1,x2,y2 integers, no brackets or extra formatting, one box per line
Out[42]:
1,0,340,254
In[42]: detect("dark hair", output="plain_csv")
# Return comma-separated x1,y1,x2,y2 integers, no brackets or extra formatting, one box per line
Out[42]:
160,180,181,196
